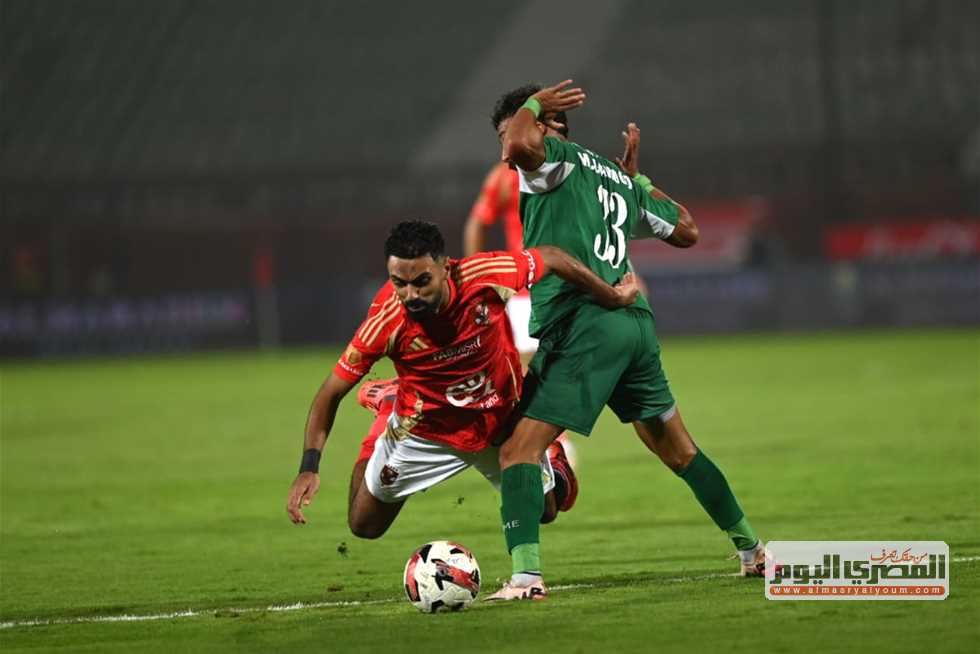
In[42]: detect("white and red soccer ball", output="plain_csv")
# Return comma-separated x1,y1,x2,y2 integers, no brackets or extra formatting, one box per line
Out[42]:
403,540,481,612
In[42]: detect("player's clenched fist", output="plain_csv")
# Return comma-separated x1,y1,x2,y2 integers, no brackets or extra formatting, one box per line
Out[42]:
614,273,641,307
286,472,320,524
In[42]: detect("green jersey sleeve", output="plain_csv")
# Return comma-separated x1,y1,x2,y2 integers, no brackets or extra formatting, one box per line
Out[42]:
517,137,578,194
631,184,680,241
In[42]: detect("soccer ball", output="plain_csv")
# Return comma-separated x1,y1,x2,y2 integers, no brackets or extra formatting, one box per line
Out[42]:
403,540,481,613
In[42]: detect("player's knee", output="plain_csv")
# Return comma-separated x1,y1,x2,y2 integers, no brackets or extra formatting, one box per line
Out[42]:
499,435,543,468
348,514,387,540
662,445,697,473
498,437,522,468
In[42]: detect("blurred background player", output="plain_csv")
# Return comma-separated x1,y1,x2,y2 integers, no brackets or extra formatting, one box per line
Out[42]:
463,160,578,469
463,162,536,361
285,220,638,537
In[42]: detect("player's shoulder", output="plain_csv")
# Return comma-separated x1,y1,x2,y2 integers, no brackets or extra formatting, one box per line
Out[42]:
543,135,586,158
367,280,397,306
456,250,517,277
354,281,404,344
454,251,520,284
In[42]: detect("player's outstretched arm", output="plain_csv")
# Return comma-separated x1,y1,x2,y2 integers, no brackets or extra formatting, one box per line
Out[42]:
464,165,501,256
536,245,639,309
286,372,356,525
503,79,585,171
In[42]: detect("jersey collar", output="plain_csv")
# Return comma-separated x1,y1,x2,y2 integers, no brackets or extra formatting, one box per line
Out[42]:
439,269,458,315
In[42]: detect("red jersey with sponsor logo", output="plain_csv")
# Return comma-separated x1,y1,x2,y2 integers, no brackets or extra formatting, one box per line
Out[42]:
334,249,544,452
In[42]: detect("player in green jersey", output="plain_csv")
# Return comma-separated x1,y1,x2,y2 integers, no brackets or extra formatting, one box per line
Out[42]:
485,81,766,601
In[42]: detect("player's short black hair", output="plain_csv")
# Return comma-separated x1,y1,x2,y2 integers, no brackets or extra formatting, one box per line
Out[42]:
384,220,445,260
491,84,569,137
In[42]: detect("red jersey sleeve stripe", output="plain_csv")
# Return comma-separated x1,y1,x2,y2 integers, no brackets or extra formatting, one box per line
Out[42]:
356,294,399,342
459,258,518,277
461,260,518,275
460,262,518,277
355,294,396,341
461,260,518,274
361,306,403,346
459,253,516,270
460,265,518,283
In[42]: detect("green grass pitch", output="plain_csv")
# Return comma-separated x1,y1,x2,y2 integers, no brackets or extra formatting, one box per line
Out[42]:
1,328,977,653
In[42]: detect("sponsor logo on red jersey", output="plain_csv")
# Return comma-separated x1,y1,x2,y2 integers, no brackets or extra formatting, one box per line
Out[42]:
431,335,482,363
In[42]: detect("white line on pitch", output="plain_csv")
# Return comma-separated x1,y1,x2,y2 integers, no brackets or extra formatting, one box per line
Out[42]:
3,556,978,631
0,598,400,631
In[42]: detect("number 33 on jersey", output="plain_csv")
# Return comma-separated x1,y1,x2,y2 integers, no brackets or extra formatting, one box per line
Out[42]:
515,136,682,336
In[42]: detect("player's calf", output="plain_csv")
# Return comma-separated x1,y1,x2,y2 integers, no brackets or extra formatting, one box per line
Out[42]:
634,411,763,563
547,438,578,512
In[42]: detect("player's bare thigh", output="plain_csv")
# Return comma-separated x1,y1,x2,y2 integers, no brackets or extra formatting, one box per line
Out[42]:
633,406,698,472
347,459,405,540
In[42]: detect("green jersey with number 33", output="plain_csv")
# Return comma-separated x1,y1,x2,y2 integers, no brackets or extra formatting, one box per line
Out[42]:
517,136,680,337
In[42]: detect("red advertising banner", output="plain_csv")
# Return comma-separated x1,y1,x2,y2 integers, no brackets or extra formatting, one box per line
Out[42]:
825,218,980,261
629,197,767,271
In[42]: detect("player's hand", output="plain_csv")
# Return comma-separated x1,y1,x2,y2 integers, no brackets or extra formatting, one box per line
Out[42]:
612,272,640,307
286,472,321,525
532,79,586,125
614,122,641,177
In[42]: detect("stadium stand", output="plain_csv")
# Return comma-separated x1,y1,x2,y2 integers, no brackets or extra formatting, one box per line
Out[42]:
2,1,977,354
2,0,523,177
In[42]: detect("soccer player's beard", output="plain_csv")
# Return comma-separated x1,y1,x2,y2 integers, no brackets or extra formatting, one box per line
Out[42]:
403,294,441,321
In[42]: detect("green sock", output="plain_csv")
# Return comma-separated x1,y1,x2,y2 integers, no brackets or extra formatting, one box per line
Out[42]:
677,450,758,551
725,516,759,552
511,543,540,575
500,463,544,571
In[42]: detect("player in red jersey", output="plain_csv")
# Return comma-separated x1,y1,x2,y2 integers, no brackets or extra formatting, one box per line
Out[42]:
465,162,523,255
463,162,541,357
285,220,637,537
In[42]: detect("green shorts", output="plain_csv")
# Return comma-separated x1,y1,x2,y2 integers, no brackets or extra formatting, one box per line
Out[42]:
518,304,675,435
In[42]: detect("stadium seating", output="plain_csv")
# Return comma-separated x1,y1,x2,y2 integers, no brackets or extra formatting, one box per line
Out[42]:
2,0,524,177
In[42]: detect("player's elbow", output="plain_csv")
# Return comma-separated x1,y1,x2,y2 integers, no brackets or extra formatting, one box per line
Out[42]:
670,211,699,248
680,224,699,248
503,137,542,171
534,244,559,269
